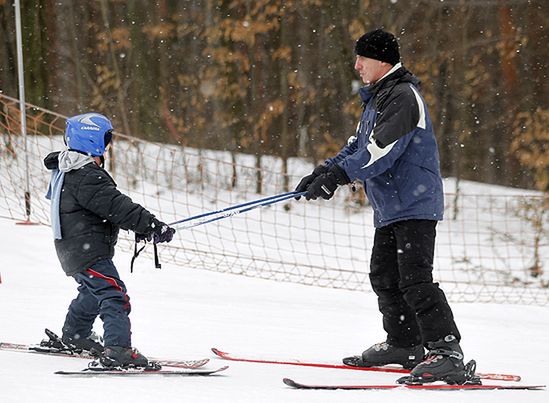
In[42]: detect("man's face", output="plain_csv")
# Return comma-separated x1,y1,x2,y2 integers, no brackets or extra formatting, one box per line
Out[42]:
354,55,387,85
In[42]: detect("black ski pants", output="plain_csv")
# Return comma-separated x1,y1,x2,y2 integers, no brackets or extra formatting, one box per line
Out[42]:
369,219,460,348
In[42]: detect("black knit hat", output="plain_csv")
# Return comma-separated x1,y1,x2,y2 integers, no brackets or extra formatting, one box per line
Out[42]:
355,29,400,65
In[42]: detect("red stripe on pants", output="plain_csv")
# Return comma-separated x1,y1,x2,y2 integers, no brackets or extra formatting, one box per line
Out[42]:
86,268,124,292
85,268,130,309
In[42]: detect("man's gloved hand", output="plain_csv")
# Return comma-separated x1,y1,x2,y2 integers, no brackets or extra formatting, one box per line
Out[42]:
135,219,176,244
294,164,329,200
305,164,351,201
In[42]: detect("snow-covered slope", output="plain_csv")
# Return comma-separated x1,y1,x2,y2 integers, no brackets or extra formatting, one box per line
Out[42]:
0,218,547,403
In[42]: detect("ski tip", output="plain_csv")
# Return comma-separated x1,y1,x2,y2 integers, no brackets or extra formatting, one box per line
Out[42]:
283,378,299,388
211,347,226,357
478,373,522,382
467,385,546,391
54,370,83,375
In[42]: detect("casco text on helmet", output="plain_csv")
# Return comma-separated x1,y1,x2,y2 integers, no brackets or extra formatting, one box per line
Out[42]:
65,113,114,157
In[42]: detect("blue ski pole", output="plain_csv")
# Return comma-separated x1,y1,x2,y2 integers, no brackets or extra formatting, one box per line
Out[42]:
170,191,305,229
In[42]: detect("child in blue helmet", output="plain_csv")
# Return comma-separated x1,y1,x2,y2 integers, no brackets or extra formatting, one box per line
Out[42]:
44,113,175,368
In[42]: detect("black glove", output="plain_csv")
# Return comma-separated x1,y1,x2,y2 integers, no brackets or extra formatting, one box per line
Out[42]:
152,222,176,244
305,164,350,201
135,232,150,243
135,219,176,244
294,164,329,200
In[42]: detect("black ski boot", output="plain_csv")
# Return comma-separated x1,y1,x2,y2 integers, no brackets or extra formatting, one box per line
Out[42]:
99,346,150,368
62,331,104,357
343,341,424,370
398,335,480,385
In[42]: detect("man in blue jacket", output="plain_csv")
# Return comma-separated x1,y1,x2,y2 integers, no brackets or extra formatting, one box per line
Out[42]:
295,29,468,385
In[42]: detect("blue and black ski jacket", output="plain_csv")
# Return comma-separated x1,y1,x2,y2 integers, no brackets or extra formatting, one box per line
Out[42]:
327,64,444,228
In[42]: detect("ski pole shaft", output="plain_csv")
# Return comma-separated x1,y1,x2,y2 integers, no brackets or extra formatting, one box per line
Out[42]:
171,191,305,229
170,191,298,226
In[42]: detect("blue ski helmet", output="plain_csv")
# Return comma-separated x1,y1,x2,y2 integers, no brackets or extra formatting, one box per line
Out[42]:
65,113,114,156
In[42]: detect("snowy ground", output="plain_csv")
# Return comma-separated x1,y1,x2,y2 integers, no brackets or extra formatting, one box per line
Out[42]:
0,217,547,402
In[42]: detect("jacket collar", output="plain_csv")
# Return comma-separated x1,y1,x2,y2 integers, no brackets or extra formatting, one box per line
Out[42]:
358,63,418,103
358,63,400,103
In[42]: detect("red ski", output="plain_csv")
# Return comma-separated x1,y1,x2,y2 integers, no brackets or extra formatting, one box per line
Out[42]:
283,378,545,391
211,348,521,382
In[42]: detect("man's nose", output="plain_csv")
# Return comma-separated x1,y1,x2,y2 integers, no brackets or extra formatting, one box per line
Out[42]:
354,59,361,70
